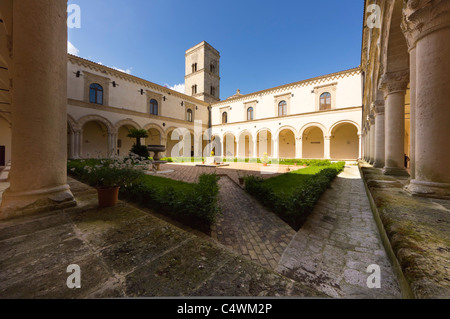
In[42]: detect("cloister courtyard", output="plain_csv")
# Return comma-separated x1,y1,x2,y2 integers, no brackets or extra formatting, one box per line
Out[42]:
1,0,449,301
0,160,448,299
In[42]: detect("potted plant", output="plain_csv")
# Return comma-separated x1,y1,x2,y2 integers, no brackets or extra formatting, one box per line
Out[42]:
262,152,269,167
76,154,151,208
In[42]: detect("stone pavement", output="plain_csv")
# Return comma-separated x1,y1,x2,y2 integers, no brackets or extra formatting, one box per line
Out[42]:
361,164,450,299
277,166,402,298
156,163,296,271
156,163,402,298
213,177,296,270
0,178,326,298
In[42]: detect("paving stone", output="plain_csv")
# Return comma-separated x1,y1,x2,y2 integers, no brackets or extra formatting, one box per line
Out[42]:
278,166,402,299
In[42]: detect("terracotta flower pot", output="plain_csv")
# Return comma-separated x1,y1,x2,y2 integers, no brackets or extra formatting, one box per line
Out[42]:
97,186,120,208
263,163,268,167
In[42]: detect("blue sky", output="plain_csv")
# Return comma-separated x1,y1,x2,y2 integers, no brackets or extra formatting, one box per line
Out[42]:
68,0,365,100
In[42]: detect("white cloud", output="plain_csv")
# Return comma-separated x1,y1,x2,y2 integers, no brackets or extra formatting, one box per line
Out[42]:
167,83,185,94
67,41,80,56
111,66,133,75
95,61,132,75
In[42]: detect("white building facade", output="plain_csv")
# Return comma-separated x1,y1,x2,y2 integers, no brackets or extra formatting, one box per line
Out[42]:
210,68,363,160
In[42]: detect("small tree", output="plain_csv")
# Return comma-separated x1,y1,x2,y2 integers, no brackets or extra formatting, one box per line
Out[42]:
127,128,150,158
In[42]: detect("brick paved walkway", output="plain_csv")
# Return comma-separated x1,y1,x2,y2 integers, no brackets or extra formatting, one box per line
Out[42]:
151,163,402,298
213,177,295,270
277,166,402,298
155,163,294,270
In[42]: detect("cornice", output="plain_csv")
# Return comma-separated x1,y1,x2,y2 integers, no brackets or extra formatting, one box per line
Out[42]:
402,0,450,50
212,68,361,107
68,54,210,107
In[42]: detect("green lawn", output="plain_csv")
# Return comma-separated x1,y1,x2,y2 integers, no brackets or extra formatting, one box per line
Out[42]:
262,166,333,196
244,162,345,230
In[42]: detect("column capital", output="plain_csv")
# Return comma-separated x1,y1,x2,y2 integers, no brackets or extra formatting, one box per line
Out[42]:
402,0,450,50
379,70,410,96
371,100,385,116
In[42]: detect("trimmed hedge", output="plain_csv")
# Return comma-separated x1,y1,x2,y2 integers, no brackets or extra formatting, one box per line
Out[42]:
120,174,220,234
68,160,220,234
244,162,345,231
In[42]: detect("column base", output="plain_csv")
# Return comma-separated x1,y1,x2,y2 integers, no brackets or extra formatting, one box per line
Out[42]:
405,180,450,199
373,161,385,169
0,184,76,220
382,167,410,177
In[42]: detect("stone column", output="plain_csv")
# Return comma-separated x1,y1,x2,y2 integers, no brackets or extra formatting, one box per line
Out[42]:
369,116,376,164
73,130,81,159
108,132,117,157
324,136,331,160
0,0,75,219
379,71,410,176
363,129,369,162
252,135,258,159
295,137,303,159
403,1,450,197
372,101,386,168
358,134,363,160
272,138,279,159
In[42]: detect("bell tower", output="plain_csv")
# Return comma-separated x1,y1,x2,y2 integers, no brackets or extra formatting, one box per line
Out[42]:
184,41,220,103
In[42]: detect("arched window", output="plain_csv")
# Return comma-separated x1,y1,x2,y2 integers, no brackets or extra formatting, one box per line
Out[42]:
187,109,193,122
89,83,103,105
278,101,287,117
320,92,332,110
222,112,228,124
247,107,254,121
150,99,159,115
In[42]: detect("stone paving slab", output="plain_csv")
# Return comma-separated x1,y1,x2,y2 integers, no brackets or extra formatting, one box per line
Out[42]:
277,166,402,299
361,164,450,299
0,178,326,298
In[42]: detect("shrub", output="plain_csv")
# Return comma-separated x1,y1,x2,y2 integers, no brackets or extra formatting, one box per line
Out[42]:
120,173,220,234
68,159,220,234
130,145,150,159
244,162,345,230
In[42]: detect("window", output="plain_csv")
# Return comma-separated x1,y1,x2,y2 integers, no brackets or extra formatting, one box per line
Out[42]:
192,63,197,73
89,83,103,105
320,92,332,110
278,101,287,117
211,86,216,96
247,107,254,121
150,99,159,115
192,85,197,95
222,112,228,124
210,64,215,74
187,109,193,122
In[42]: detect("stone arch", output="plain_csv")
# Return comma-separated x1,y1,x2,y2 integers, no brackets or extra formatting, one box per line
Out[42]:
222,132,237,158
115,120,142,157
330,122,360,160
77,114,114,134
114,119,141,132
165,126,195,158
328,120,361,136
256,128,273,158
67,114,77,133
302,125,325,159
238,130,255,158
80,119,110,159
299,122,327,138
211,134,222,156
278,128,296,159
